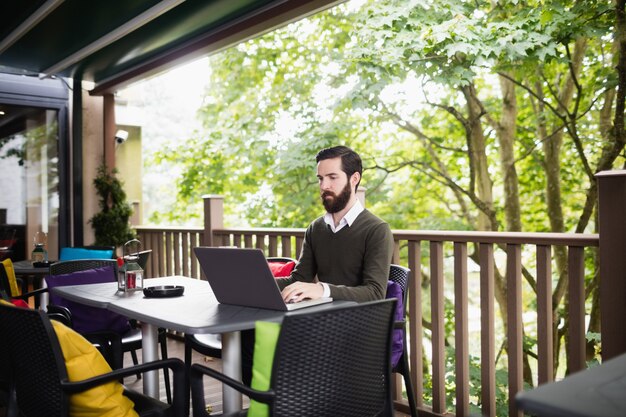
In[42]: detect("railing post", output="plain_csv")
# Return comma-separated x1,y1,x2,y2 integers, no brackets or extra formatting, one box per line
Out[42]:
203,195,224,247
597,170,626,360
357,187,366,207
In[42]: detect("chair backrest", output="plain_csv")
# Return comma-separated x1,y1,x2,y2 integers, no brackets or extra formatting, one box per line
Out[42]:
49,259,118,276
0,228,17,261
270,299,396,417
59,246,115,261
389,264,410,308
0,263,12,301
44,259,130,334
266,257,297,263
267,256,297,278
41,259,118,309
387,264,410,369
0,302,69,416
126,249,152,270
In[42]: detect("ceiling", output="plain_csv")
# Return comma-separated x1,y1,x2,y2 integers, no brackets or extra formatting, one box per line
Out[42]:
0,0,340,95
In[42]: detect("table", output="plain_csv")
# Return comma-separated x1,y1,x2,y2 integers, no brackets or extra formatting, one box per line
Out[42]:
51,276,352,412
516,352,626,417
13,259,50,308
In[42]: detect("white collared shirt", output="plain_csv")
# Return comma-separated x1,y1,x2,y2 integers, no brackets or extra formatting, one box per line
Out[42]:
319,199,364,297
323,199,364,233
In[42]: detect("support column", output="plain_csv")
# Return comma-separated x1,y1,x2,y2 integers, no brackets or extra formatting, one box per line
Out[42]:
103,93,116,171
203,195,224,247
597,170,626,360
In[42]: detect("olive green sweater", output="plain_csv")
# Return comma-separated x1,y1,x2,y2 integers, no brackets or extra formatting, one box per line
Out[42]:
278,209,393,302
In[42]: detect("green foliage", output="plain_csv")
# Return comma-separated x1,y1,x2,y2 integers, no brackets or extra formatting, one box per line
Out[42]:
422,347,509,416
89,165,136,246
139,0,621,409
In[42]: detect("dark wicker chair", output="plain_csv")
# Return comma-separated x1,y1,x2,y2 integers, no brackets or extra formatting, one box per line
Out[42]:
190,298,396,417
0,262,48,307
389,264,418,417
0,302,185,417
46,259,172,403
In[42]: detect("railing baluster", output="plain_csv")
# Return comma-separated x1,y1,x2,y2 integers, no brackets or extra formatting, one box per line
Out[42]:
536,245,553,384
134,225,600,416
454,242,469,416
567,246,586,373
507,243,523,417
157,231,165,277
172,232,183,275
407,240,423,407
268,236,278,256
430,241,446,414
480,243,495,417
281,236,291,258
191,232,199,279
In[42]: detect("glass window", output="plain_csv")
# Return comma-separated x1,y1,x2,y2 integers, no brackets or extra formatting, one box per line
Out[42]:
0,104,59,261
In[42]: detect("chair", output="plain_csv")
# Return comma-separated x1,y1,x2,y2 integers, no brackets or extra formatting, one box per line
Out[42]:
0,262,48,308
0,228,16,261
44,259,172,403
388,264,418,417
127,249,152,270
0,301,186,417
58,245,116,261
190,298,396,417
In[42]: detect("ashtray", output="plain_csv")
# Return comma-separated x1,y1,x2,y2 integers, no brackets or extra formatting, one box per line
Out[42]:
33,261,54,268
143,285,185,298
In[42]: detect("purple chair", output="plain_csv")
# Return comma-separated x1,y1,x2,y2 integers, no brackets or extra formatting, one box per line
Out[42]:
388,264,418,417
45,259,171,403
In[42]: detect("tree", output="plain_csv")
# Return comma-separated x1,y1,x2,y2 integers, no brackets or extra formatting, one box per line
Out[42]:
149,0,621,401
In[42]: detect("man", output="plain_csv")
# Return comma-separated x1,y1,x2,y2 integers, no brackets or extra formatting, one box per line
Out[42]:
279,145,394,303
242,145,394,384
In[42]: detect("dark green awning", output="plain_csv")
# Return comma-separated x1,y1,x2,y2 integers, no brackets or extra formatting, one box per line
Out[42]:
0,0,340,94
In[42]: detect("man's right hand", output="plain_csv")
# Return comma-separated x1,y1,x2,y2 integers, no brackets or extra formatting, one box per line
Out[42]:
281,281,324,303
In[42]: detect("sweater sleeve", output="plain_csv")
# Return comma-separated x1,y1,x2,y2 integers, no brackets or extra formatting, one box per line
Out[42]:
276,223,318,290
327,222,393,302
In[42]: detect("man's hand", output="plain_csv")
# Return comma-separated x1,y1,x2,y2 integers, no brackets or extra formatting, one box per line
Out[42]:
281,281,324,303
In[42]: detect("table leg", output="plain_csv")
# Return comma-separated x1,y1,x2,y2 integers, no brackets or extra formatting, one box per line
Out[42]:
142,323,160,398
221,331,243,412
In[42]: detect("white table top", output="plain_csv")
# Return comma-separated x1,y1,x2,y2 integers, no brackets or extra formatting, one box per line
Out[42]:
50,276,350,334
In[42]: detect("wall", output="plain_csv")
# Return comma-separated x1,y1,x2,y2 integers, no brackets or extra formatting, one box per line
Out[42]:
81,85,104,246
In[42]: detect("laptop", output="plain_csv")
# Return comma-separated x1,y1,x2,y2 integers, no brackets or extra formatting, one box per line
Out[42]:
194,247,333,311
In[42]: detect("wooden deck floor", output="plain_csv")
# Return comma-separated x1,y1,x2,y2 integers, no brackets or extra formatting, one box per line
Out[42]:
123,335,231,415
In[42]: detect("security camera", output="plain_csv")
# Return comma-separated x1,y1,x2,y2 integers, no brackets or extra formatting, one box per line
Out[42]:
115,129,129,144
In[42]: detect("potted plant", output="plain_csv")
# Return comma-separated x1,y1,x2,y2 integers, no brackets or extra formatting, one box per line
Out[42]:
89,165,136,248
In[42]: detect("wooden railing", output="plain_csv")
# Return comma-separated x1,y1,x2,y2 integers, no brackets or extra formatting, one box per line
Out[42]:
135,169,626,416
135,220,599,417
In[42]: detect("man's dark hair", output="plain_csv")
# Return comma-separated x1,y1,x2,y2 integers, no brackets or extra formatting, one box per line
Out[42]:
316,145,362,191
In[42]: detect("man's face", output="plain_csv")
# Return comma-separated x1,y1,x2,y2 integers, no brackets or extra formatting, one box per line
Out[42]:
317,157,353,213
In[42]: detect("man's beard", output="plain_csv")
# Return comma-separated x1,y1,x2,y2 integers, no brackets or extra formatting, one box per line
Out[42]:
321,181,352,213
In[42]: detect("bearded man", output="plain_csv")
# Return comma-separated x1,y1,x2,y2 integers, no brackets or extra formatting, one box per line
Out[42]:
278,145,394,303
241,145,394,385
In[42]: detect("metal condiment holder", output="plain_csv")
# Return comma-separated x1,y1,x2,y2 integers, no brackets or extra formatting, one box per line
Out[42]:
117,239,144,292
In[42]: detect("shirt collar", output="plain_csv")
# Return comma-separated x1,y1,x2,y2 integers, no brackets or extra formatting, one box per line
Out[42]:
323,199,364,233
